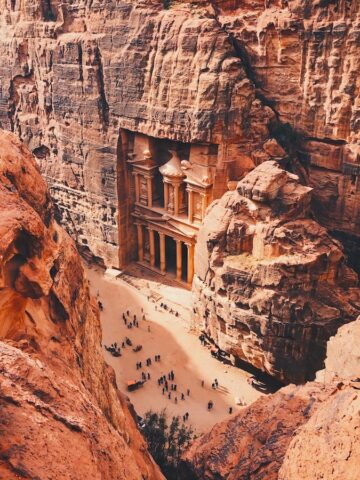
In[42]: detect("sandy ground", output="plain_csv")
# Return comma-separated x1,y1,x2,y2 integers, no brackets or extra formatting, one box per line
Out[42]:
87,266,262,435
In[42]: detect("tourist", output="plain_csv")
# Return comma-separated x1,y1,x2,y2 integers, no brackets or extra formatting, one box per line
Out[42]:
175,396,178,404
181,393,185,400
201,380,204,387
168,392,171,400
187,389,190,396
214,378,218,388
185,412,189,420
127,310,129,316
162,387,165,395
229,407,233,414
147,373,151,380
148,325,151,332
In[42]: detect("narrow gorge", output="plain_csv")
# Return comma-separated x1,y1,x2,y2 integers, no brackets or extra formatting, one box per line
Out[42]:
0,1,359,479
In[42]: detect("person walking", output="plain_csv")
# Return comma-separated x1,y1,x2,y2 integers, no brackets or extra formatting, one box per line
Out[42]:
229,407,233,414
187,389,190,396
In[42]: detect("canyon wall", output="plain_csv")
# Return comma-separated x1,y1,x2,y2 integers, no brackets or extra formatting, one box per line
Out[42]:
179,316,360,480
0,0,358,268
193,161,360,383
0,130,163,479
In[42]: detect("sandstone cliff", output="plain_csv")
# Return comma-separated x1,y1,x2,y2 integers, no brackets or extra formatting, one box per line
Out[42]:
193,161,360,383
0,0,358,268
0,130,163,479
179,316,360,480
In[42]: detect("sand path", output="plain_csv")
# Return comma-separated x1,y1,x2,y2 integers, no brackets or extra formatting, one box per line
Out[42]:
87,266,262,435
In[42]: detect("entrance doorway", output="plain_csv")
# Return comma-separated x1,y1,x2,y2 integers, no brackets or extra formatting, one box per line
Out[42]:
165,236,176,276
181,242,188,283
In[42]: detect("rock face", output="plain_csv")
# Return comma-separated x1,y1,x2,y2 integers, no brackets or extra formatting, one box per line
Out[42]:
193,161,360,383
180,379,360,480
0,130,163,480
316,316,360,383
179,315,360,480
0,1,358,267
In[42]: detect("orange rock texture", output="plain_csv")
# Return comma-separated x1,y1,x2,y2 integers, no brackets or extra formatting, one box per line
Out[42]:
180,379,360,480
193,161,360,383
0,130,164,480
0,0,358,268
179,317,360,480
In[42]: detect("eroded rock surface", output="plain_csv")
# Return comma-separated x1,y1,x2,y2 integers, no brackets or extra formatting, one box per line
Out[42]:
193,161,360,383
0,130,163,480
179,313,360,480
0,1,358,266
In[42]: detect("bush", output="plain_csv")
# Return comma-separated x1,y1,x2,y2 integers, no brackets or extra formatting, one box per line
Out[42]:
142,410,195,479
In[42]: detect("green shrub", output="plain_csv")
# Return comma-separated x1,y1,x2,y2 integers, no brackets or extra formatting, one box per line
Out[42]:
141,410,195,479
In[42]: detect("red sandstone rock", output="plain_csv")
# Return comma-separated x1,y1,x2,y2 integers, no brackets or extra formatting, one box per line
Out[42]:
0,1,358,267
193,161,360,383
180,315,360,480
0,130,163,480
179,381,339,480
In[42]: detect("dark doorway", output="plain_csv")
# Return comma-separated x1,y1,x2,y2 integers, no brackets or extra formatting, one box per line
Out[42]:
154,232,160,269
165,236,176,276
181,242,188,283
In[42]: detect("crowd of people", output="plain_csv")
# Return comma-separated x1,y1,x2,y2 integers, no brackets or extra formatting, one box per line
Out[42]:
102,301,237,421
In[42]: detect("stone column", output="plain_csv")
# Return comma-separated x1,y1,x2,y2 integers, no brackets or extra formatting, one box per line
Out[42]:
174,183,180,216
147,177,153,208
136,224,144,262
164,182,169,211
134,174,140,203
186,243,194,285
188,190,194,223
160,232,166,273
149,229,155,267
176,240,182,281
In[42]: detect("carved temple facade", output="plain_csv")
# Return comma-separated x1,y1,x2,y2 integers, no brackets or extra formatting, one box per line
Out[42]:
124,131,219,286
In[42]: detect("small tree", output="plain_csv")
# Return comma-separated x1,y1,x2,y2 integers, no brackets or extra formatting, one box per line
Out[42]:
142,410,195,479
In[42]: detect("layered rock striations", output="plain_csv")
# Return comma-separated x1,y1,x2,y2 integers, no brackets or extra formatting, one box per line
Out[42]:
179,379,360,480
193,161,360,383
0,130,163,479
0,0,358,267
0,0,276,267
179,316,360,480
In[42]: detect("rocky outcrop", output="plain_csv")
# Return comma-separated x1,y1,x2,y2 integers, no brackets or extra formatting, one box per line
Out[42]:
0,1,358,267
278,380,360,480
0,130,163,479
179,314,360,480
179,378,360,480
193,161,360,383
316,316,360,383
213,0,360,241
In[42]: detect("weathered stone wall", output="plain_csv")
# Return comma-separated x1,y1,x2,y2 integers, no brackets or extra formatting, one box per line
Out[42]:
0,130,163,479
0,1,358,267
179,315,360,480
0,0,277,267
193,161,360,384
